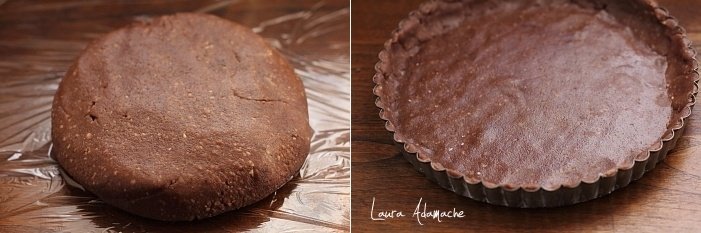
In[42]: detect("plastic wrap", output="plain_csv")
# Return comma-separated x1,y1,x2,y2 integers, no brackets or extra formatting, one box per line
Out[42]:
0,0,350,232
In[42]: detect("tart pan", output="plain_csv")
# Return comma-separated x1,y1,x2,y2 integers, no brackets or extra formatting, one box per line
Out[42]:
373,0,699,207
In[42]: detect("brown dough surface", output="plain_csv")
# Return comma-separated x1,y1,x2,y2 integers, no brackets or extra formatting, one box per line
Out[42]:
378,0,686,190
51,13,312,221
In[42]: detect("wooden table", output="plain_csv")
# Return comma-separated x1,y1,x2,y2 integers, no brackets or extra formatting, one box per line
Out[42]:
351,0,701,232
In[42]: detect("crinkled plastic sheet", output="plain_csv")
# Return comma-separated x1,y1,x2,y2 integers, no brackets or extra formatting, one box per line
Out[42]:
0,0,350,232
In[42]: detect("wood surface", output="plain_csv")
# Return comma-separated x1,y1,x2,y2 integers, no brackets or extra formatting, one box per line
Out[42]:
351,0,701,232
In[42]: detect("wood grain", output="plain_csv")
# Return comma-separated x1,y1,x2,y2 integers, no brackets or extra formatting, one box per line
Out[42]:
351,0,701,232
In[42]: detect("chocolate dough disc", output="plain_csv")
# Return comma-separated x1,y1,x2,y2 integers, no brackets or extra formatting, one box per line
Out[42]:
51,13,312,221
